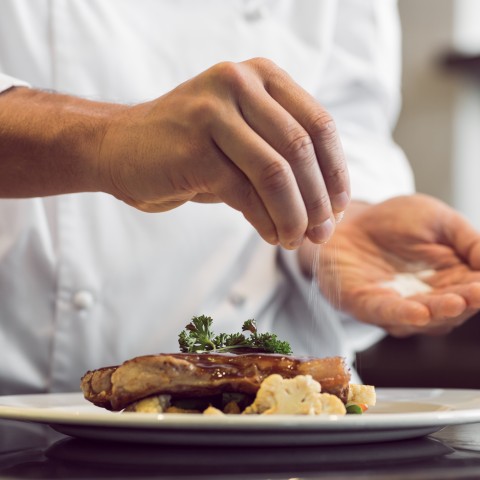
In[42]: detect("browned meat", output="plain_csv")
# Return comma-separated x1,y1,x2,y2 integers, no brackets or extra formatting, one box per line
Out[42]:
80,353,351,411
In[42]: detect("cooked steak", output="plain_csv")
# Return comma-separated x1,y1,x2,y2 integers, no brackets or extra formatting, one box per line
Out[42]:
81,353,351,411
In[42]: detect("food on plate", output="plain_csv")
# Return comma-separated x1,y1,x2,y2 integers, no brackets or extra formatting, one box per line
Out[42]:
81,352,351,411
346,383,377,413
80,315,376,415
242,374,346,415
121,374,375,416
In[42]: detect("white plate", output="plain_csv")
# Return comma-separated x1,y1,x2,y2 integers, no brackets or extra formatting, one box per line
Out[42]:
1,389,480,446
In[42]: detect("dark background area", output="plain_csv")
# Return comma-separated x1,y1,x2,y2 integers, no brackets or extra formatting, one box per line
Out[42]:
356,311,480,388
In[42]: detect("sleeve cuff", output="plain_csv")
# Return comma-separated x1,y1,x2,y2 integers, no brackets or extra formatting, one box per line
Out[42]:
0,74,30,94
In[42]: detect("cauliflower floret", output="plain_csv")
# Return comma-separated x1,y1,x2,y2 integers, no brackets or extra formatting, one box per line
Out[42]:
317,392,348,415
243,374,346,415
348,384,376,407
203,405,225,416
123,394,171,413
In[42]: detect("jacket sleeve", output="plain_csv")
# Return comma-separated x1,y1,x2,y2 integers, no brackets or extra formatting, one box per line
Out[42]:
316,0,415,203
0,73,30,93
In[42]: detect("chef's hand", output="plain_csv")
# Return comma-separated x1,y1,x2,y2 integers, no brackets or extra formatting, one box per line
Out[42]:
99,58,349,249
299,194,480,336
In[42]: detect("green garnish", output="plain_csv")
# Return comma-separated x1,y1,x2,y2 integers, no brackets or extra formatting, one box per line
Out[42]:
178,315,293,355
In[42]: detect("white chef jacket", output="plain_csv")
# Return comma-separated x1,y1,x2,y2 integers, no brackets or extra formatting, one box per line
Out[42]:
0,0,414,394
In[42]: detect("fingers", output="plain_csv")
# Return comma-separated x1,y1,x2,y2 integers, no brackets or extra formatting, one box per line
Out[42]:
191,140,279,245
209,59,349,247
358,285,480,337
418,292,466,322
213,115,307,248
435,282,480,309
238,79,338,243
469,241,480,270
350,289,430,329
440,208,480,269
254,59,350,216
410,283,480,330
426,195,480,270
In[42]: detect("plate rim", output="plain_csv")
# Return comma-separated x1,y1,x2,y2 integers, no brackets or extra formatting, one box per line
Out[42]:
1,388,480,431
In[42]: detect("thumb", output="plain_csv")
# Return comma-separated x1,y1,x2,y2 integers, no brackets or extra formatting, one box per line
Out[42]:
468,239,480,270
443,210,480,269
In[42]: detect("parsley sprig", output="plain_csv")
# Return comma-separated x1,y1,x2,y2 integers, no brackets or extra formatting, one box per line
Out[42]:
178,315,292,355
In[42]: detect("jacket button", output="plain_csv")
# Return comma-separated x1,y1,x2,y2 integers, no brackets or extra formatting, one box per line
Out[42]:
229,292,246,307
244,4,267,21
72,290,95,310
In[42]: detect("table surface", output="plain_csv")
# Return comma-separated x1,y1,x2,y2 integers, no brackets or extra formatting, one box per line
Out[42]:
2,419,480,480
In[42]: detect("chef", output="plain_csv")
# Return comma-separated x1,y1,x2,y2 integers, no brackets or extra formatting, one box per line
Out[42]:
1,0,480,394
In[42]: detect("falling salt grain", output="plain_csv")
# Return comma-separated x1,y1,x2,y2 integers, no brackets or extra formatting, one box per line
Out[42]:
380,270,435,298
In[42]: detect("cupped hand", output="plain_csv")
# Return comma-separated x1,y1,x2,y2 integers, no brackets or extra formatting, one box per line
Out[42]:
300,194,480,336
98,58,349,249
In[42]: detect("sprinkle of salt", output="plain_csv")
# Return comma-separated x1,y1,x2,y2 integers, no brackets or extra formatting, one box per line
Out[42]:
380,269,435,297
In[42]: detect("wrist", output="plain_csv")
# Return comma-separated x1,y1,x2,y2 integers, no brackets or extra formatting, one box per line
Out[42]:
45,91,127,195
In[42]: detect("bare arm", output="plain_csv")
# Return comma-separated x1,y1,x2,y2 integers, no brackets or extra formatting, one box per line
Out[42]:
0,86,121,197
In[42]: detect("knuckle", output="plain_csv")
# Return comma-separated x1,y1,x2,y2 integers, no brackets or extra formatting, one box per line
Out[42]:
248,57,276,72
282,130,316,169
258,160,292,195
307,192,332,216
244,57,286,89
309,112,338,143
213,61,249,92
325,164,348,183
190,96,218,125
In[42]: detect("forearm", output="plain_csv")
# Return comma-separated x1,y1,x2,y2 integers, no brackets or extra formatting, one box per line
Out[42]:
0,87,123,198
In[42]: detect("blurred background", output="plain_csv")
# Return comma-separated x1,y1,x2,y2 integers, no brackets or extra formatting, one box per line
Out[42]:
357,0,480,388
395,0,480,225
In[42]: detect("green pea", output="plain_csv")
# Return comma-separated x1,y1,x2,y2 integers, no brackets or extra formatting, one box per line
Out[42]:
346,403,363,414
